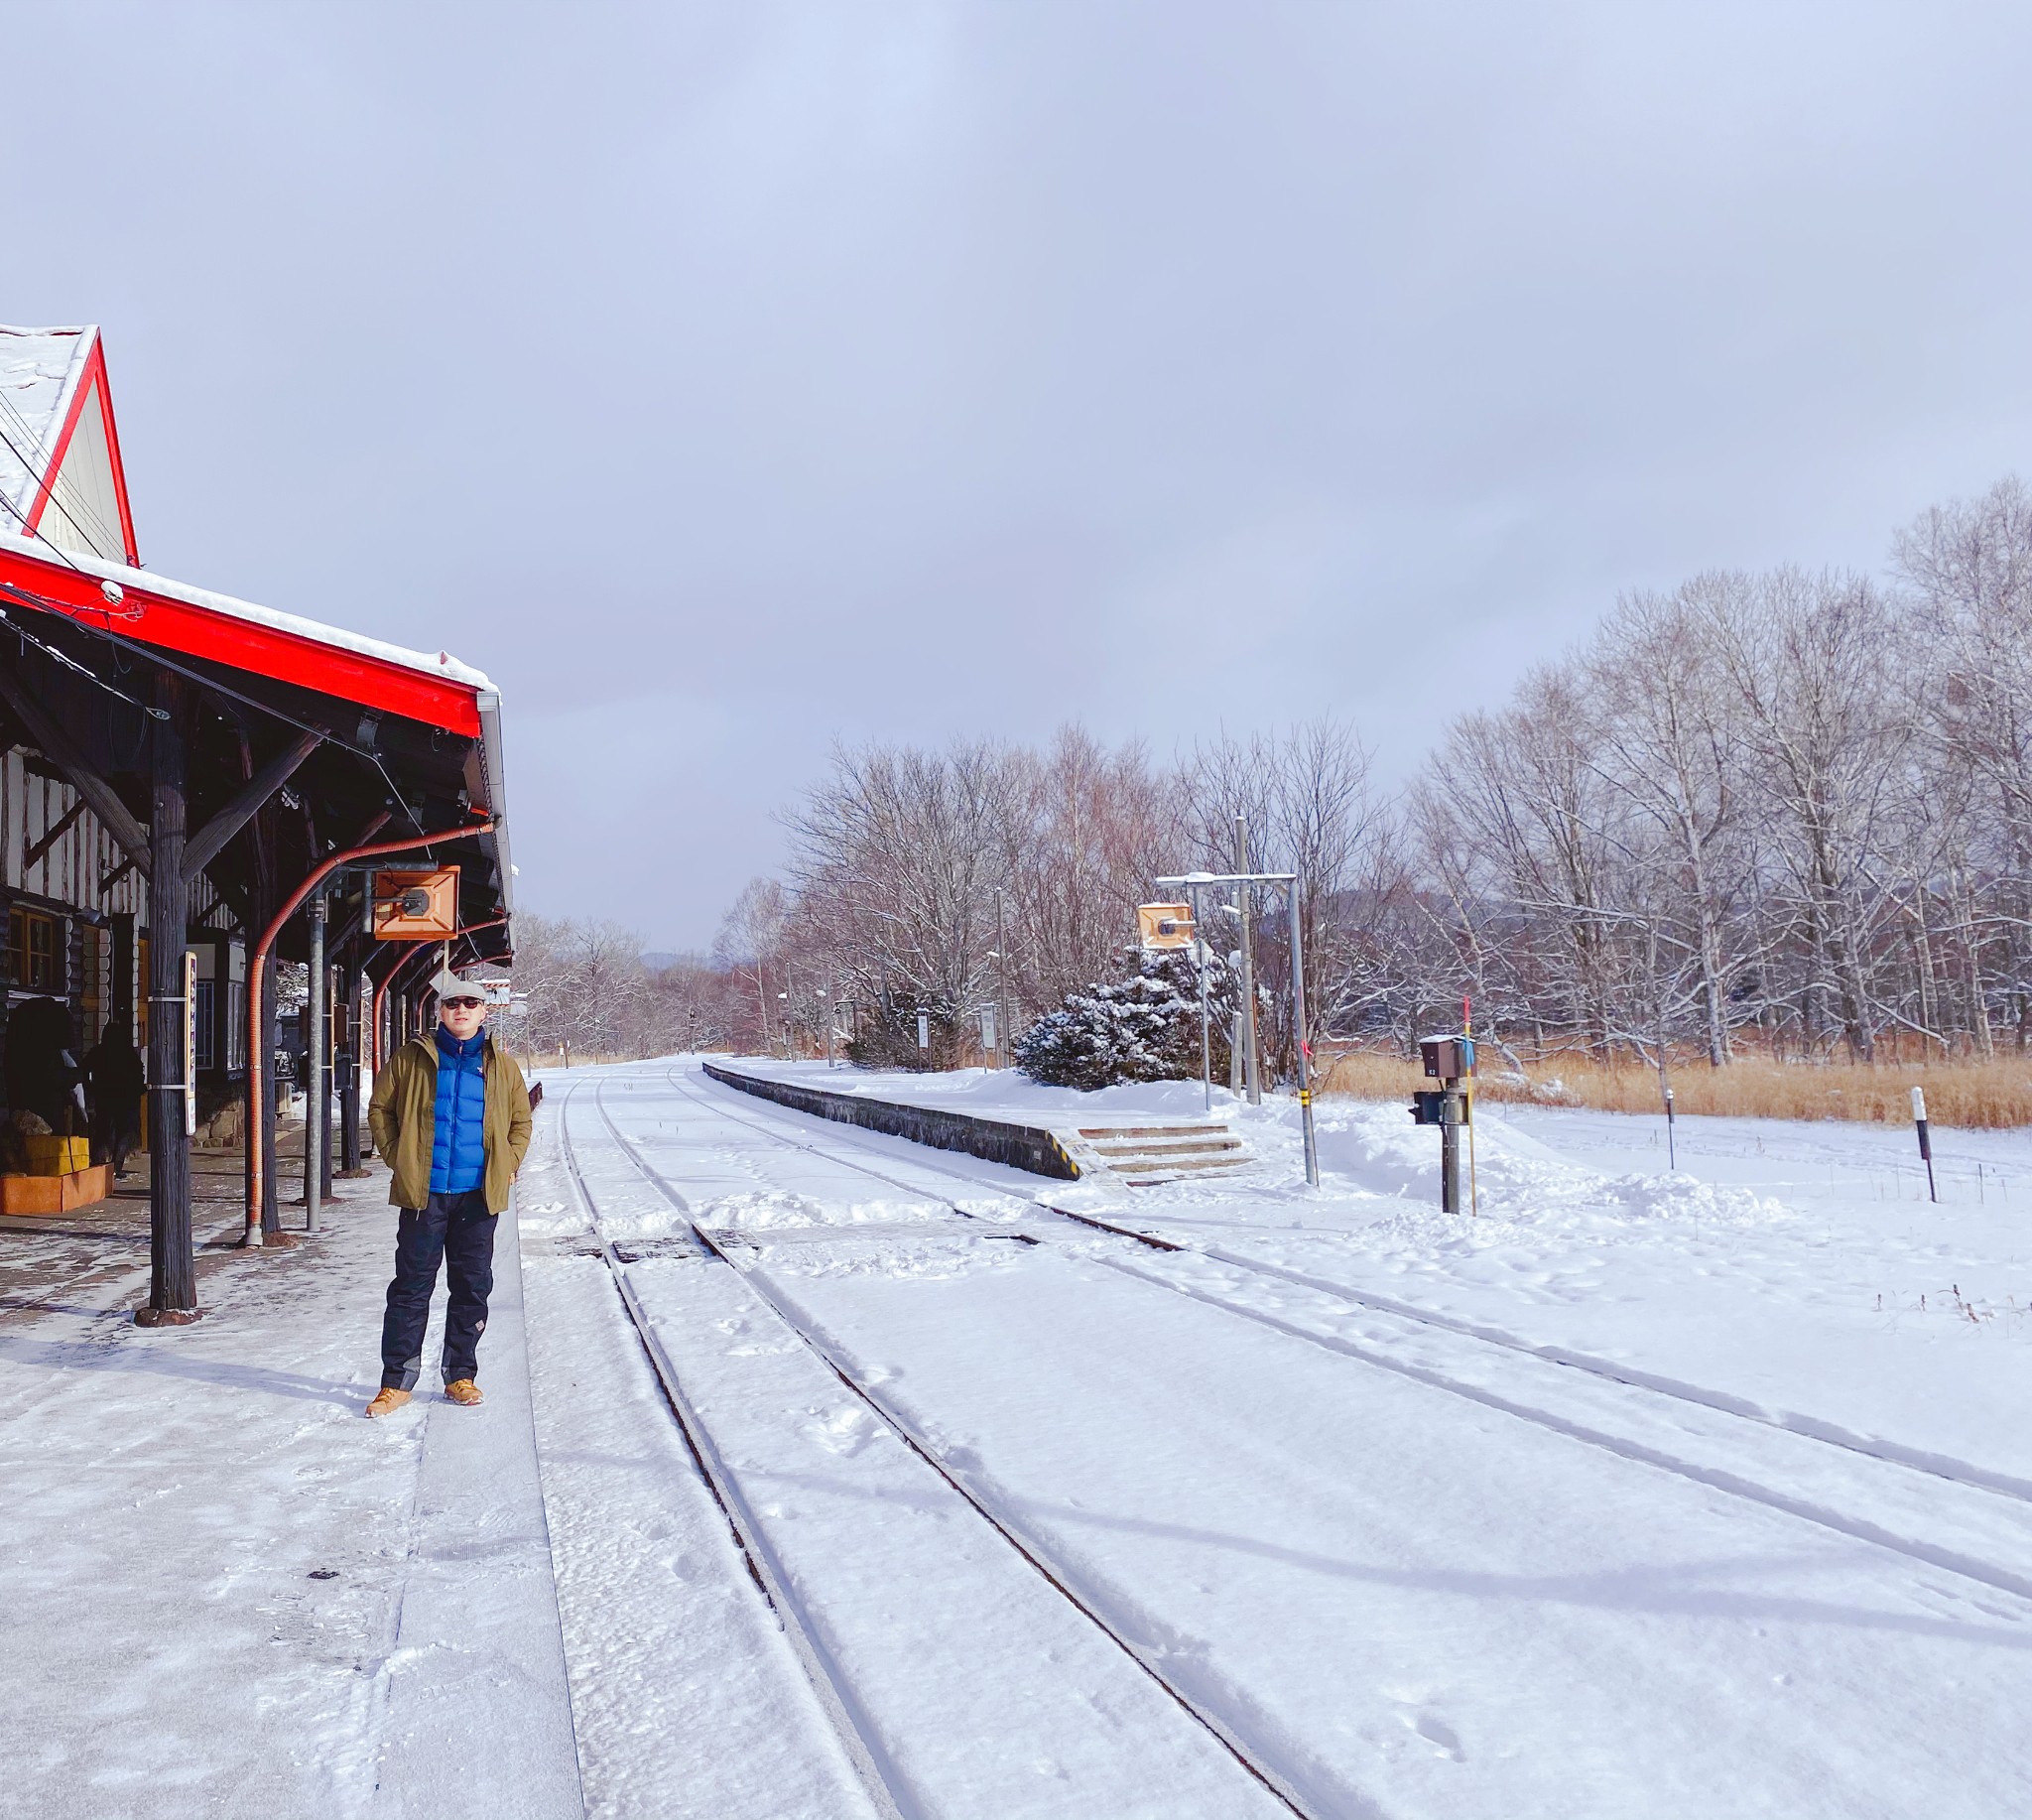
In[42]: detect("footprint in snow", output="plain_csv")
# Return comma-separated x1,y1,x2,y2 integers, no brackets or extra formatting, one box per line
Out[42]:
807,1406,879,1456
1408,1714,1464,1760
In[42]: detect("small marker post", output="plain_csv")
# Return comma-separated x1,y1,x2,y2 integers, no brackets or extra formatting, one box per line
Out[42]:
1663,1084,1676,1171
1911,1087,1937,1204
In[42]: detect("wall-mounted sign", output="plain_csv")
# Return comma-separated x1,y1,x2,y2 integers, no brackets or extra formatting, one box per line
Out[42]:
183,951,197,1136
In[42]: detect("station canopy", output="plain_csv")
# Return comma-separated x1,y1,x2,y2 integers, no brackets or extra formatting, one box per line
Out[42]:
0,323,511,964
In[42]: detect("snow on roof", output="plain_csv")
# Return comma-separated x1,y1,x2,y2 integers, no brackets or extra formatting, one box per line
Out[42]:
0,325,96,538
1,531,498,696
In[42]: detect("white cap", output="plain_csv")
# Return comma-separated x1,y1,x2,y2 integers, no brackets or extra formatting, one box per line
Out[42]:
429,968,481,1001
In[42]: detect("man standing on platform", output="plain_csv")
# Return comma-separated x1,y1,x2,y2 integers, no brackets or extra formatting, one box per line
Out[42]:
364,969,533,1417
84,1021,145,1178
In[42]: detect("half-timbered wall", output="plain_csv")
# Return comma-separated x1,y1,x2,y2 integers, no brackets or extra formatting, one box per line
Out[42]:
0,744,239,1066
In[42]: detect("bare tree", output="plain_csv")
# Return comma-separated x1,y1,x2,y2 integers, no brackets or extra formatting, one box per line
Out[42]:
785,739,1023,1062
712,876,789,1052
1703,568,1908,1061
1586,580,1755,1065
1010,725,1180,1005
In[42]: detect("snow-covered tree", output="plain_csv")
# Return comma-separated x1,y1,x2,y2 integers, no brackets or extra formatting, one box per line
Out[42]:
1015,953,1227,1090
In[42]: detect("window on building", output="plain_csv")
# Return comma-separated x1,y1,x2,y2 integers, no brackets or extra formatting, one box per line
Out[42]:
226,980,248,1071
193,978,217,1072
8,908,60,991
80,924,108,1036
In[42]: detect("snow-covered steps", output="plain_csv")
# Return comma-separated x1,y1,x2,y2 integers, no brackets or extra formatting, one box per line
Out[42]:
1065,1122,1252,1187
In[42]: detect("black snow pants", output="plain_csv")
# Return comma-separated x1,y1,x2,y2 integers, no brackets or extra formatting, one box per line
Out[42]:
379,1189,497,1390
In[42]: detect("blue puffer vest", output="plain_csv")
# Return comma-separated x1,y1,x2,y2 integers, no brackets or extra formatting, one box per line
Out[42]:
430,1025,489,1196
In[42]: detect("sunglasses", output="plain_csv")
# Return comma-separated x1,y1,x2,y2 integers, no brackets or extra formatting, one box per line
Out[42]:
441,996,485,1011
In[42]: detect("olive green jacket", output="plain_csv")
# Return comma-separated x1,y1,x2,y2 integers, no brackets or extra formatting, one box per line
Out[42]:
367,1031,533,1214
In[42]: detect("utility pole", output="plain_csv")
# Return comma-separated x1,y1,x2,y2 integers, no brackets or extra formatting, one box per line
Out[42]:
995,890,1011,1069
1193,882,1211,1111
1287,879,1319,1185
1235,815,1260,1104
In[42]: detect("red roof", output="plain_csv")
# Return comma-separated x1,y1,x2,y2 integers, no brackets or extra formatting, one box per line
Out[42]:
0,537,486,736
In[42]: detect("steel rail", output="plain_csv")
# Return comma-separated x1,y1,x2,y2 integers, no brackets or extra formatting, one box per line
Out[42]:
677,1065,2032,1509
661,1064,2032,1600
595,1068,1325,1820
553,1080,912,1820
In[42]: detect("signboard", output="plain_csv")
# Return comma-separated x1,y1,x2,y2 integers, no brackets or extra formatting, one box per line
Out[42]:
372,866,460,939
917,1012,930,1051
183,950,197,1136
1137,901,1196,951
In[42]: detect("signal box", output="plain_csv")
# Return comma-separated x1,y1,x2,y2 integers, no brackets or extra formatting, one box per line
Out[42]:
1420,1035,1474,1080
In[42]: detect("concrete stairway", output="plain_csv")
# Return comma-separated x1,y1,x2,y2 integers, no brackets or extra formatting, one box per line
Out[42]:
1066,1122,1250,1187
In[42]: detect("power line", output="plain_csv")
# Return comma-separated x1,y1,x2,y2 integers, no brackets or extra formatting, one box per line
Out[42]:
0,398,125,567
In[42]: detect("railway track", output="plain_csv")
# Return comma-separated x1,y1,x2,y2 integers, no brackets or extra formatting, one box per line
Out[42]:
556,1081,905,1820
557,1073,1320,1820
648,1061,2032,1606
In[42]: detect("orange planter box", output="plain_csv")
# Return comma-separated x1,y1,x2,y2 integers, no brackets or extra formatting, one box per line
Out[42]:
0,1165,112,1216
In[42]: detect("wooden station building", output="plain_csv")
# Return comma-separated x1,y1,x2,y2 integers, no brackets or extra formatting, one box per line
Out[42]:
0,323,513,1319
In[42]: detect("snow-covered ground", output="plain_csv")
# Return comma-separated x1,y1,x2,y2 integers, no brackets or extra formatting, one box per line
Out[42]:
550,1058,2032,1816
8,1059,2031,1817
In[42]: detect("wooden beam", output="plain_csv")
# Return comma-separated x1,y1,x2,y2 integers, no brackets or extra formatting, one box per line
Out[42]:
99,856,138,895
22,798,87,873
181,727,321,881
0,665,152,876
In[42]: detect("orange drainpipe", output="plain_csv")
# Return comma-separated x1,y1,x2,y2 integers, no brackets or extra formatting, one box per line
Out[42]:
368,914,510,1070
245,819,495,1242
371,942,435,1073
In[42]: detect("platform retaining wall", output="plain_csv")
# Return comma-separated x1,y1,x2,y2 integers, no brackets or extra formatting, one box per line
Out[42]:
700,1063,1080,1181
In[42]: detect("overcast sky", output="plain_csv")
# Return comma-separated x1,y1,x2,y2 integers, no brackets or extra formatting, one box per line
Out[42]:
9,2,2032,949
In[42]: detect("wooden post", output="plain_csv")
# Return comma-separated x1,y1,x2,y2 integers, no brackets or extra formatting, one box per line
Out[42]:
139,672,197,1324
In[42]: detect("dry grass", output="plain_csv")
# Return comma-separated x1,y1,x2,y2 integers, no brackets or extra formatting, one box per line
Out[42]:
1316,1049,2032,1129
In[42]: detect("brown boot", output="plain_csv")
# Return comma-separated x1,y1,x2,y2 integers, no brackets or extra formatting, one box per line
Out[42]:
364,1386,412,1419
444,1378,483,1407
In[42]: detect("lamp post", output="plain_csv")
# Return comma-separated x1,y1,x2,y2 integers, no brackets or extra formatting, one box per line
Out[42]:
1234,816,1261,1105
1157,868,1318,1187
995,889,1011,1068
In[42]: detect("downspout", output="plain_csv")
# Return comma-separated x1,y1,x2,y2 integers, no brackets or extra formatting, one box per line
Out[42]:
245,819,495,1243
373,942,435,1073
369,916,509,1072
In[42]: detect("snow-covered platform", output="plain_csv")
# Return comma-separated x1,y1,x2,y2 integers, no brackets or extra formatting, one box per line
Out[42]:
709,1057,1257,1186
0,1161,580,1819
